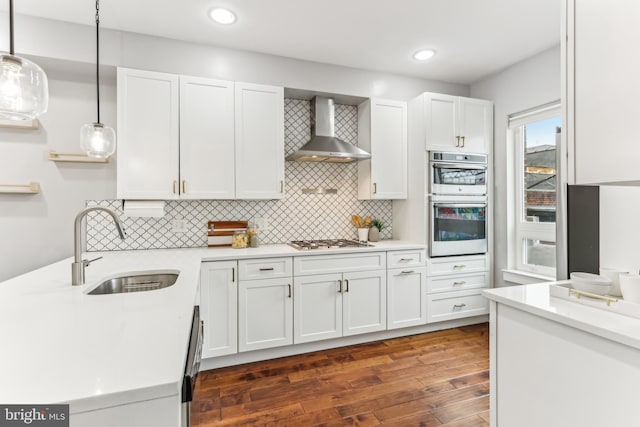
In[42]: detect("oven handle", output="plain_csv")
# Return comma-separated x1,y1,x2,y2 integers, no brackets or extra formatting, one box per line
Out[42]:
431,162,487,170
433,203,487,208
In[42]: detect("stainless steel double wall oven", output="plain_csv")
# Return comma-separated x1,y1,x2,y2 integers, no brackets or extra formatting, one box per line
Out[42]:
428,151,488,257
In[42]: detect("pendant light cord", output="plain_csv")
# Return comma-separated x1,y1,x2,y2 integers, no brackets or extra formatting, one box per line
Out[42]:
95,0,101,124
9,0,14,55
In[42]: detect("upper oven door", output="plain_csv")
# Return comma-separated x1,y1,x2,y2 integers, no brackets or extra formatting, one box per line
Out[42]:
430,161,487,195
430,200,488,257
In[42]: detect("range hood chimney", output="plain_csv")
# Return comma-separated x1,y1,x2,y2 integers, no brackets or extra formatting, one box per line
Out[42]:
285,97,371,163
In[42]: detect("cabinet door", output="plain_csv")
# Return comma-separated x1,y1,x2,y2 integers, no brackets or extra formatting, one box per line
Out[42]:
117,68,179,199
200,261,237,358
235,83,285,199
458,97,492,154
572,1,640,184
179,76,235,199
371,99,407,199
424,93,458,151
342,270,387,336
387,267,427,329
238,277,293,352
293,273,343,344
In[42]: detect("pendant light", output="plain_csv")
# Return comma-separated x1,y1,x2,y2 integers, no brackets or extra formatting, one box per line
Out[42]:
0,0,49,121
80,0,115,159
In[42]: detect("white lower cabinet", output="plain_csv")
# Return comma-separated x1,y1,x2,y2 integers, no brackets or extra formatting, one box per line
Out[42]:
200,261,237,358
426,254,490,323
239,277,293,352
293,270,386,344
387,267,427,329
427,288,489,323
342,270,387,336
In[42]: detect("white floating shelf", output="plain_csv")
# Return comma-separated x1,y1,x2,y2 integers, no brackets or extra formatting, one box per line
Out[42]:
0,182,40,194
48,151,109,163
0,118,39,129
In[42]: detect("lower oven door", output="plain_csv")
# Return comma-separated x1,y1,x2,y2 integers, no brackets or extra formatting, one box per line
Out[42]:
430,201,488,257
182,306,203,427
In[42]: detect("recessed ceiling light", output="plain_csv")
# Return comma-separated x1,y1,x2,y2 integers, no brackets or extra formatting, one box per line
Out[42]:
413,49,436,61
209,8,237,25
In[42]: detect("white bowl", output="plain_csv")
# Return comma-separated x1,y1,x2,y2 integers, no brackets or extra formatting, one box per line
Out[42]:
619,273,640,304
570,272,612,295
600,267,628,297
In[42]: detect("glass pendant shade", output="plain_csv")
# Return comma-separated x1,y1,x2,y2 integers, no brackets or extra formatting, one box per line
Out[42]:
0,53,49,121
80,122,116,158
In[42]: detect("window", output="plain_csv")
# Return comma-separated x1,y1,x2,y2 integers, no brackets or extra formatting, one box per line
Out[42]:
509,103,561,277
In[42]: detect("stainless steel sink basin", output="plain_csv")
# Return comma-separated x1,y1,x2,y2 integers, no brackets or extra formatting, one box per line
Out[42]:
88,272,179,295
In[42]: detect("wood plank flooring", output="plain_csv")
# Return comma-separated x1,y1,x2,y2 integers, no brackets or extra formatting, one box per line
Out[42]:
193,323,489,426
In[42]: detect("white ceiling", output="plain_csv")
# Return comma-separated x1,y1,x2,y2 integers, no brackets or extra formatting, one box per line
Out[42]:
5,0,560,84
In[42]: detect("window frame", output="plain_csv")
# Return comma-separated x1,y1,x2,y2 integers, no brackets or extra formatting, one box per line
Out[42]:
509,103,561,278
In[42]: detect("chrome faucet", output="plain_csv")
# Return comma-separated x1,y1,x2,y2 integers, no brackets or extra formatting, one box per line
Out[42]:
72,207,126,286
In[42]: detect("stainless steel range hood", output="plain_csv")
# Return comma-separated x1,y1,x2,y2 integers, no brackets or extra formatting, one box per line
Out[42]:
286,97,371,163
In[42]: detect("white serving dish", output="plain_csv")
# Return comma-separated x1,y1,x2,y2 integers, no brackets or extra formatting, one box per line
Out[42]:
570,272,612,296
620,273,640,304
600,267,628,297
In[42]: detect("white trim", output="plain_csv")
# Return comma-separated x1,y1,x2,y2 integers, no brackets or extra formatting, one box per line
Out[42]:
502,269,555,285
508,100,561,128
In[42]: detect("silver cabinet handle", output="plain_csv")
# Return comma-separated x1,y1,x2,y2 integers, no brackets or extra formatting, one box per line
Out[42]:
338,279,343,293
456,136,460,147
399,258,414,263
259,267,274,271
453,303,467,309
280,180,284,193
400,270,415,274
345,279,349,292
453,281,466,285
453,264,466,269
373,183,377,194
232,267,235,282
461,136,465,147
182,180,186,194
287,284,292,298
172,180,177,194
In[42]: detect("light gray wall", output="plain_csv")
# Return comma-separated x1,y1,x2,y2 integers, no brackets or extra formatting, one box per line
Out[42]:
0,15,468,282
470,45,561,285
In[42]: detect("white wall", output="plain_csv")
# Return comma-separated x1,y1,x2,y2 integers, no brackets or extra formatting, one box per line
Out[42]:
470,45,561,285
0,15,468,282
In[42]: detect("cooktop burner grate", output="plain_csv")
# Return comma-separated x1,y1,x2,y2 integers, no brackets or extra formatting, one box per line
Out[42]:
288,239,374,250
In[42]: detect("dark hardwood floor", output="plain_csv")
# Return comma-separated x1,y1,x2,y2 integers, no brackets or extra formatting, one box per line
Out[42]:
193,324,490,426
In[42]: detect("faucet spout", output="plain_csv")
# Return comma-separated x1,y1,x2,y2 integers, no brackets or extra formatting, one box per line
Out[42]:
72,207,126,286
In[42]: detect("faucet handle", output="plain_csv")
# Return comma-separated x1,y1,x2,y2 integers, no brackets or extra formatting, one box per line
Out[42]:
83,256,103,267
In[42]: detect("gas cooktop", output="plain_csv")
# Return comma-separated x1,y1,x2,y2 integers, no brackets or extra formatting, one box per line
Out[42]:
288,239,374,250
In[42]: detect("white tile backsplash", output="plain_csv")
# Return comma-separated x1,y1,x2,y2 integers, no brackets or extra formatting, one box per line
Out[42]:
86,99,392,251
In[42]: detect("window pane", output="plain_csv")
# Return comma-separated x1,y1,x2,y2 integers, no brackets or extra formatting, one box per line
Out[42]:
524,238,556,268
523,117,561,223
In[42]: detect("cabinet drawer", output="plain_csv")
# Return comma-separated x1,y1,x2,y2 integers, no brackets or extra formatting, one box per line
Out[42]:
294,252,386,276
427,272,490,294
387,249,426,269
427,255,488,276
427,289,489,323
238,257,292,280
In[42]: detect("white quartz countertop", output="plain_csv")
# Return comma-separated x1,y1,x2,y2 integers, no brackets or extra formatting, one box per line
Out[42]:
0,240,424,414
483,281,640,351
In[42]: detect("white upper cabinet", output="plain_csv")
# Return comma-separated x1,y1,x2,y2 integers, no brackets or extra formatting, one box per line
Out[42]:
570,1,640,184
424,92,492,154
179,76,235,199
117,68,180,200
235,82,285,199
358,99,408,200
117,68,285,200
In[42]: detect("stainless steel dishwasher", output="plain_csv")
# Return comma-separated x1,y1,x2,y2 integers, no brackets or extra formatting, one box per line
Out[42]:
182,306,203,427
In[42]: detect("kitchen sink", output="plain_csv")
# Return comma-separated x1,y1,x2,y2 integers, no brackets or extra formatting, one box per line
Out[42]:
87,272,179,295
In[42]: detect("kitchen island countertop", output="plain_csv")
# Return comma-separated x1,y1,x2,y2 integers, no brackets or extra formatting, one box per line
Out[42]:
0,240,425,415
